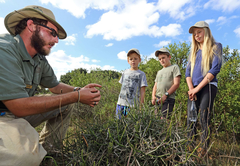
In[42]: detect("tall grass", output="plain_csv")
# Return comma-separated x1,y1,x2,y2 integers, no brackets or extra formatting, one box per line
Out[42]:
40,102,240,166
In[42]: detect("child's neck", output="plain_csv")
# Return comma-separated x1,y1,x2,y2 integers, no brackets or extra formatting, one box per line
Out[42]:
130,67,139,71
163,62,171,68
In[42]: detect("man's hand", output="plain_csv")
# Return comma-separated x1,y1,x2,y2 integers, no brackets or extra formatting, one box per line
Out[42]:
79,84,102,107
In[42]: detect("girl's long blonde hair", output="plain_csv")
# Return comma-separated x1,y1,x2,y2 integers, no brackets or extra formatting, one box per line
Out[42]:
189,27,222,77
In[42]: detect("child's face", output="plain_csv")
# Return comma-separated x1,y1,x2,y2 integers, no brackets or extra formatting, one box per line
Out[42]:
193,28,205,44
158,54,171,68
127,53,141,70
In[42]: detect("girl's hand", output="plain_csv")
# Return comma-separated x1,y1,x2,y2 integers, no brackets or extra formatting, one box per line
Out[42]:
188,87,199,101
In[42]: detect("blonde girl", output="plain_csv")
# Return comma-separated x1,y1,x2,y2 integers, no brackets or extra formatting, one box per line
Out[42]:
185,21,222,156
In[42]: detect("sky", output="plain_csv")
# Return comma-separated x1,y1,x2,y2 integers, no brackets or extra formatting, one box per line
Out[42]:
0,0,240,80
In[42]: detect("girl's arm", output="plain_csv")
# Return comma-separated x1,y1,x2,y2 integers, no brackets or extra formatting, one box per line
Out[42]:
188,73,214,99
186,77,195,100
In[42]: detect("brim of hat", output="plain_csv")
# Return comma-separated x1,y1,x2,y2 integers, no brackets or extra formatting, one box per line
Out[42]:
155,50,169,57
189,26,197,34
4,8,67,39
189,25,208,34
127,50,140,56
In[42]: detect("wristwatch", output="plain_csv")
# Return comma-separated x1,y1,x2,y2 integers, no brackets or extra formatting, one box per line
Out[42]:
165,92,169,97
73,87,81,91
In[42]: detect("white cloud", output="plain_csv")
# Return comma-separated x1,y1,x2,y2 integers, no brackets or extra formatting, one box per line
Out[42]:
0,17,8,34
205,19,215,24
92,59,100,63
41,0,183,41
234,27,240,37
204,0,240,12
85,1,163,41
156,0,195,20
148,52,156,59
46,50,115,80
63,34,77,45
230,15,239,19
0,0,5,3
217,16,227,25
86,12,182,41
101,65,115,70
117,51,127,60
148,24,182,37
105,43,113,47
154,40,171,48
40,0,120,18
215,15,238,26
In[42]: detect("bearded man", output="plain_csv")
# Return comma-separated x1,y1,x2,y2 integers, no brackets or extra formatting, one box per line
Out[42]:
0,5,101,165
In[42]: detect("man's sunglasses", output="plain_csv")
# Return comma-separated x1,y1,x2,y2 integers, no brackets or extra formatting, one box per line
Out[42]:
36,23,59,38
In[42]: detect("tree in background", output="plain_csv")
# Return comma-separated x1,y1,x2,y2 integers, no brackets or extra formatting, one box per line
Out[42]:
60,68,87,84
214,46,240,134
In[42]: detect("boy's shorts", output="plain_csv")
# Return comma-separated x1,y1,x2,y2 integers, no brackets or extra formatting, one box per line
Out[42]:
156,97,175,118
116,104,130,119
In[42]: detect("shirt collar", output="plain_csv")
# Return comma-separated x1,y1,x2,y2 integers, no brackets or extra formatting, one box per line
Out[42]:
15,35,42,66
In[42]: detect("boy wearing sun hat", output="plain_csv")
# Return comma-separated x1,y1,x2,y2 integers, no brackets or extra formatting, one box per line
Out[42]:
116,48,148,119
152,47,181,118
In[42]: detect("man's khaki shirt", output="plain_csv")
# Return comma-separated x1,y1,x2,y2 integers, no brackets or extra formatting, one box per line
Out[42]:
0,33,59,103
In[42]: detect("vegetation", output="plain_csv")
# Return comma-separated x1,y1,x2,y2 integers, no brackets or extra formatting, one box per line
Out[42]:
40,42,240,165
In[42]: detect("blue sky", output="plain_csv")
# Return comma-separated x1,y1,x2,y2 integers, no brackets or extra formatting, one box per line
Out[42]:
1,0,240,80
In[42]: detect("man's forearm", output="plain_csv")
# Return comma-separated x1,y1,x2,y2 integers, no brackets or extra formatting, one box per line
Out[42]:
49,82,75,94
3,83,102,117
3,91,78,117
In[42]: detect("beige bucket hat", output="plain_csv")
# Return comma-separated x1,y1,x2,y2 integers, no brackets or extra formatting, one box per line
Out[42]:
4,5,67,39
155,47,170,57
127,48,141,57
189,21,209,34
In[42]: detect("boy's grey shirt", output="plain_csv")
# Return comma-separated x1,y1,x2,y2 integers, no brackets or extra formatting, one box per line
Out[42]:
117,69,148,107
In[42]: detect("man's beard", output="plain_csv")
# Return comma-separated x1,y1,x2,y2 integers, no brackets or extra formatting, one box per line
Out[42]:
31,28,50,56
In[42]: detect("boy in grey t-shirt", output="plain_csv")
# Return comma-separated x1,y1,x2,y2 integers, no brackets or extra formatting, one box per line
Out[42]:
152,48,181,118
116,48,148,119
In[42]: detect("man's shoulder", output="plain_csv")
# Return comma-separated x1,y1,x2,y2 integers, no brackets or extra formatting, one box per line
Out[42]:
0,33,15,43
0,33,17,50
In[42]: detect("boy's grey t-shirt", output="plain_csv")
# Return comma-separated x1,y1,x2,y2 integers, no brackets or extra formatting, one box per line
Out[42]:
155,64,181,99
117,69,148,107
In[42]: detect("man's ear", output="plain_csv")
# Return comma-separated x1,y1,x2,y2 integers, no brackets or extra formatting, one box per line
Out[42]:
26,19,36,32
